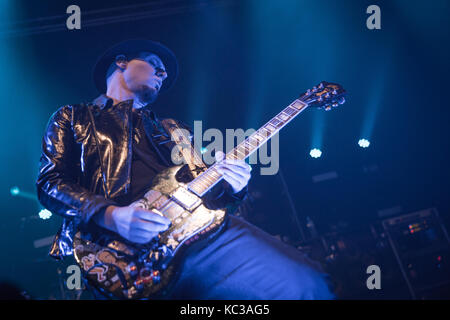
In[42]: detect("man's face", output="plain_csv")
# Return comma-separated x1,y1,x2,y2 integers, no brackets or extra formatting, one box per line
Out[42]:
122,53,167,104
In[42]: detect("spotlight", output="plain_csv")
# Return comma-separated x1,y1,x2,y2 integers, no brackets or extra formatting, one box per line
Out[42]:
38,209,52,220
310,148,322,158
358,139,370,148
10,186,20,196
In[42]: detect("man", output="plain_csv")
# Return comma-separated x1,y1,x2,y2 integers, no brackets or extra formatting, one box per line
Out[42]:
36,39,333,299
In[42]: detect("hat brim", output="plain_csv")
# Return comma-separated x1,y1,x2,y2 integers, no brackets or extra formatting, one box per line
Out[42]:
93,39,178,94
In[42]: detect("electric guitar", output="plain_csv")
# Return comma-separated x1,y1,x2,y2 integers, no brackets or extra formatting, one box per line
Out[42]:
73,81,346,299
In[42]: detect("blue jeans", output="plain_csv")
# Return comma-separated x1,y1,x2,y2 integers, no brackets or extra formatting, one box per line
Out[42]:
166,215,335,300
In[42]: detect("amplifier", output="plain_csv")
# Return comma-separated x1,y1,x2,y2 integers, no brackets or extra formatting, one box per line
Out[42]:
382,208,450,299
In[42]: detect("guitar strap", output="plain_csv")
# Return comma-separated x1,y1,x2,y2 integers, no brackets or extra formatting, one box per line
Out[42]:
160,118,207,178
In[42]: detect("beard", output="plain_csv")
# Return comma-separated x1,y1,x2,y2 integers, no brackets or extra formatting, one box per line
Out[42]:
136,85,158,105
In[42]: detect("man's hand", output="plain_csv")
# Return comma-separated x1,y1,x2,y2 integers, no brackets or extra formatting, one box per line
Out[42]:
215,151,251,193
94,205,171,244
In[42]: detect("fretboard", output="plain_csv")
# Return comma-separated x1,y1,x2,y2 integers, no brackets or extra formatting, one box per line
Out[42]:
187,98,308,197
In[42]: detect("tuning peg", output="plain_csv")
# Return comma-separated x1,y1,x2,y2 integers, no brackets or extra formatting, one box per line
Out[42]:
318,83,324,89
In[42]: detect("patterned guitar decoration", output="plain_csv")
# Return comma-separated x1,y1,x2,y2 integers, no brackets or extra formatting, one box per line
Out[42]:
73,81,346,299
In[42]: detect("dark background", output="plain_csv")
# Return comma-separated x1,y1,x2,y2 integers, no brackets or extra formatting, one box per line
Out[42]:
0,0,449,299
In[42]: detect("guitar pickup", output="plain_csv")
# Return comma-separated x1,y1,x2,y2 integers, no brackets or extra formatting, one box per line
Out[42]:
171,187,202,211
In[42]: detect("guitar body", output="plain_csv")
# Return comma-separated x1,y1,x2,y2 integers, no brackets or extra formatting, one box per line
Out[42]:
73,165,227,299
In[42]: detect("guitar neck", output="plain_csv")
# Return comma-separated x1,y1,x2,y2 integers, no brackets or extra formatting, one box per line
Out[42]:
188,98,309,197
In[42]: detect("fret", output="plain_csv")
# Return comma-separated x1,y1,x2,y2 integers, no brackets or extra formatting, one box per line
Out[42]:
277,112,290,121
248,136,259,147
234,146,244,157
241,143,251,154
226,153,238,160
243,140,256,156
246,140,254,151
259,127,271,137
188,97,310,197
252,133,264,142
237,146,247,155
291,99,306,110
270,117,283,128
235,149,246,160
247,141,257,150
241,147,250,157
232,148,244,158
263,124,275,134
283,106,298,116
253,133,268,145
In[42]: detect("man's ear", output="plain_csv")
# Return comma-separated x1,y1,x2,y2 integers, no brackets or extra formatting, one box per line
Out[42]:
115,54,128,70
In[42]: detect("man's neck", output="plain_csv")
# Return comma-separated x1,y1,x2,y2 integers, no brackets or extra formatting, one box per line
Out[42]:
106,77,145,109
106,80,131,103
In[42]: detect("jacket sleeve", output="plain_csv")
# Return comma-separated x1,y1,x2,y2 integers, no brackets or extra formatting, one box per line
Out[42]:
36,105,116,224
203,181,248,212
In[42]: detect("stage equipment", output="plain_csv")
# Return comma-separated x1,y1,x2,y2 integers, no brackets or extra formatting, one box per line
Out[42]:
382,208,450,299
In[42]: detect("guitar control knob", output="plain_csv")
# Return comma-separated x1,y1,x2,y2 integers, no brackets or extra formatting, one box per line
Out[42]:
134,279,144,290
152,270,161,284
127,263,138,277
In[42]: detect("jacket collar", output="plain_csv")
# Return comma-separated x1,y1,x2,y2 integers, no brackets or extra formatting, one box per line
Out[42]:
92,94,115,110
92,94,157,121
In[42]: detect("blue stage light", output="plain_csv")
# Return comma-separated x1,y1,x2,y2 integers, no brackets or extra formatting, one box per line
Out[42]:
358,139,370,148
10,186,20,196
38,209,52,220
310,148,322,158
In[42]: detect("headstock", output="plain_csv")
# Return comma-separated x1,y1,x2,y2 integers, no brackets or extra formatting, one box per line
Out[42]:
299,81,346,110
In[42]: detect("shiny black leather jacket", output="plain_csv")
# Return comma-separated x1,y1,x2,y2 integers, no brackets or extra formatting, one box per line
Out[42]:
36,95,245,260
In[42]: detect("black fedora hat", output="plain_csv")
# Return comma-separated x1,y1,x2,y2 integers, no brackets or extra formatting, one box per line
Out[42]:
93,39,178,94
